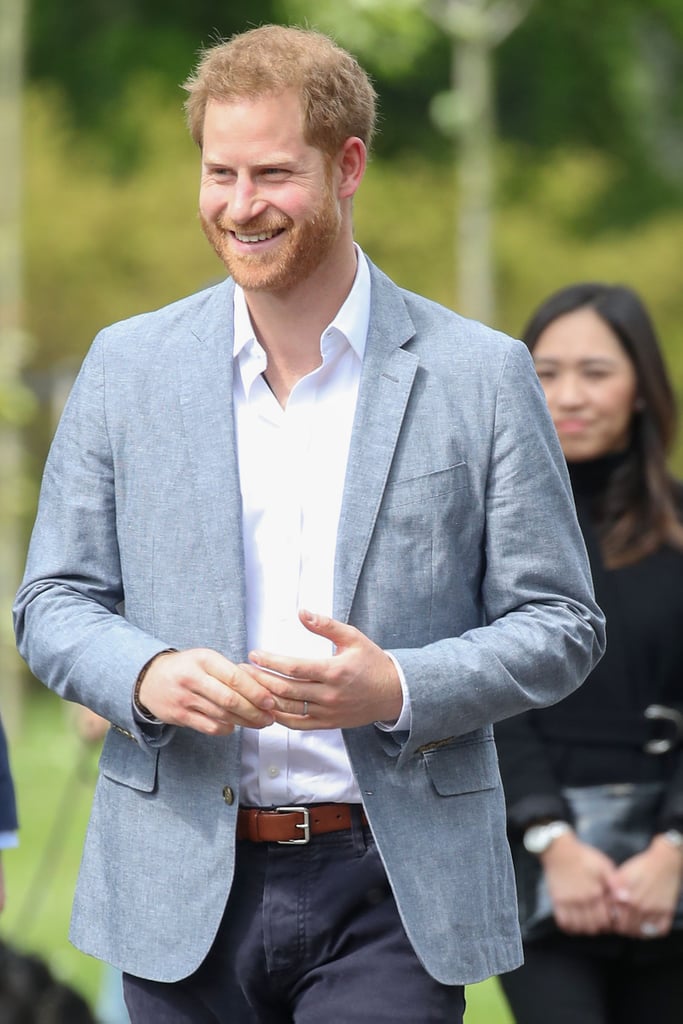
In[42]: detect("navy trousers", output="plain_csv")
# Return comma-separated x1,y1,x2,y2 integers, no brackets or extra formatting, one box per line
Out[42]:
123,811,465,1023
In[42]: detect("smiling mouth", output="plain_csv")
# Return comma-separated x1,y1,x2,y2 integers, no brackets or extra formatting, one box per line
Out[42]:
232,228,284,243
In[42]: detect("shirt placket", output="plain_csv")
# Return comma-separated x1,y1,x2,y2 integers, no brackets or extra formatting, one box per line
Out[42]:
257,386,313,806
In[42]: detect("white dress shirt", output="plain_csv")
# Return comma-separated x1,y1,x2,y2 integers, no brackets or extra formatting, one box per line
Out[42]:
235,249,405,807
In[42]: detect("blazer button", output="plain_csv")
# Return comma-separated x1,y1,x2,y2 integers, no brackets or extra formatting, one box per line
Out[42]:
222,786,235,805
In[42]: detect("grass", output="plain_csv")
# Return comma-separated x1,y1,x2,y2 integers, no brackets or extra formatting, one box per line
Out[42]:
1,687,514,1021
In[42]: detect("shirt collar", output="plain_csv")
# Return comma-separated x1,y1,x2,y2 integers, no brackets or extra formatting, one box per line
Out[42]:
232,244,371,365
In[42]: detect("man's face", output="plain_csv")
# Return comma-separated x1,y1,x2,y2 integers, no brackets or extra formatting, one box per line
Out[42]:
199,91,342,292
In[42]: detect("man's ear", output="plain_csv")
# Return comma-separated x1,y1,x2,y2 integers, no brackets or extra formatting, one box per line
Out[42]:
337,137,367,199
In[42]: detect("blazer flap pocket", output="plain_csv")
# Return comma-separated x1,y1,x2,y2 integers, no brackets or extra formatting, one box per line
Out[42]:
424,736,499,796
382,462,468,510
99,729,159,793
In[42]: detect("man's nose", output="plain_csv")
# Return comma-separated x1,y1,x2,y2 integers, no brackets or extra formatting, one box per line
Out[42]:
228,175,268,223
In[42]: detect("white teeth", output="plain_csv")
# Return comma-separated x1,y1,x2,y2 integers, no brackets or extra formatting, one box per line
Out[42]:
234,229,278,243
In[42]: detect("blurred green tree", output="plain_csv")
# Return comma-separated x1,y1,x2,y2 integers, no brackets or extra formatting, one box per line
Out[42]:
2,0,37,728
26,0,286,173
497,0,683,225
282,0,683,316
281,0,683,207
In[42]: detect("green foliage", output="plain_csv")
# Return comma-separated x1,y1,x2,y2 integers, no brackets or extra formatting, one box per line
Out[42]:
0,387,34,428
27,1,283,127
23,82,219,370
497,0,683,222
280,0,440,77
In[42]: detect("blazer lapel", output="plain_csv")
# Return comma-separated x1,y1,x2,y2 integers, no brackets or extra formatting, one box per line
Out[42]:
334,265,418,623
176,279,249,659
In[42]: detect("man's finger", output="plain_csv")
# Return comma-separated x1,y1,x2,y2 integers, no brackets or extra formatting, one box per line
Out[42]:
200,654,277,713
298,609,357,645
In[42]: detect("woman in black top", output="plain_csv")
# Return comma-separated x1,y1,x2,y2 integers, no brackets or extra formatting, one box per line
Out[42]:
496,283,683,1024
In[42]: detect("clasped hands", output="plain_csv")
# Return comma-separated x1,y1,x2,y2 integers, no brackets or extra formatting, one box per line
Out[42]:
136,609,403,736
542,831,682,940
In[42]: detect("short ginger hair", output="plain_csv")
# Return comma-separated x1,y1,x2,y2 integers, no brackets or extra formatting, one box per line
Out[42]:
182,24,378,157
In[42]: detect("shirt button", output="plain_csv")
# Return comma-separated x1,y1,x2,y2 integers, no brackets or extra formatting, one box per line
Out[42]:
222,786,235,805
268,767,280,778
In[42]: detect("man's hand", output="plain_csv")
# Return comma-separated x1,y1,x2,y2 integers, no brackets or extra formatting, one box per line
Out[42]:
137,649,276,735
244,610,403,730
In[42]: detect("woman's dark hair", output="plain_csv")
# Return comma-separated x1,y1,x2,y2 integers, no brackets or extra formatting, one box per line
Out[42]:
522,282,683,567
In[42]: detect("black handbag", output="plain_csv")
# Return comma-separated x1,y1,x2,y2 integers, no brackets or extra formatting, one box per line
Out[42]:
513,781,683,940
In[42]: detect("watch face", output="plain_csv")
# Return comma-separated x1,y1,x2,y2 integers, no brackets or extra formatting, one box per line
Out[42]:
523,826,550,854
523,822,569,854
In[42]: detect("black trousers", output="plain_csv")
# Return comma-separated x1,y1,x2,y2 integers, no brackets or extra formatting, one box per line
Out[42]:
499,931,683,1024
123,812,465,1023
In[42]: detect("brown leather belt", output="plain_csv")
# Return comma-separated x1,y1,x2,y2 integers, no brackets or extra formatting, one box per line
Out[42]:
237,803,367,845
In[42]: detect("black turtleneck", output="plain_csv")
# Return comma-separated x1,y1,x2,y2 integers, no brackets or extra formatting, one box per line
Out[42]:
496,454,683,834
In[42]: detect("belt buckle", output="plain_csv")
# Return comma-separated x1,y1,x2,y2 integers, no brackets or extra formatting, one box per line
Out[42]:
275,806,311,845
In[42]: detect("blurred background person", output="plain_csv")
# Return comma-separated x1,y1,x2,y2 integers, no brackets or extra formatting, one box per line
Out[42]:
496,282,683,1023
0,714,19,917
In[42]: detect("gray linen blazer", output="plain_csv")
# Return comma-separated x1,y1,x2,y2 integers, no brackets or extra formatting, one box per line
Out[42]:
14,261,605,985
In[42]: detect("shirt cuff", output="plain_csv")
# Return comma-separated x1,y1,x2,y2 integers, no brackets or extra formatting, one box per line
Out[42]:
0,831,19,850
375,652,412,733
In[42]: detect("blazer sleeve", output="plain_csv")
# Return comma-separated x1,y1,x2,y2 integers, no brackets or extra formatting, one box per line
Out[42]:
388,341,606,764
12,333,174,744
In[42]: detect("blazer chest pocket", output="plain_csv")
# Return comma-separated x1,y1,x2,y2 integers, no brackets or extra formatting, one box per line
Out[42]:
99,729,159,793
423,735,499,796
381,461,468,511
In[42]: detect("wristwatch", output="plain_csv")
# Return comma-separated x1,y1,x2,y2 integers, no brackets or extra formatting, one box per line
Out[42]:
523,820,572,855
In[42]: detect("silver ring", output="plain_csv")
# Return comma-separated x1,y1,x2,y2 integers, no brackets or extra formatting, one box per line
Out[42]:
640,921,660,937
302,701,309,716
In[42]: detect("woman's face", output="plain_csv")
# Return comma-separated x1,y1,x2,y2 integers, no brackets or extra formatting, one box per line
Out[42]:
532,307,640,462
